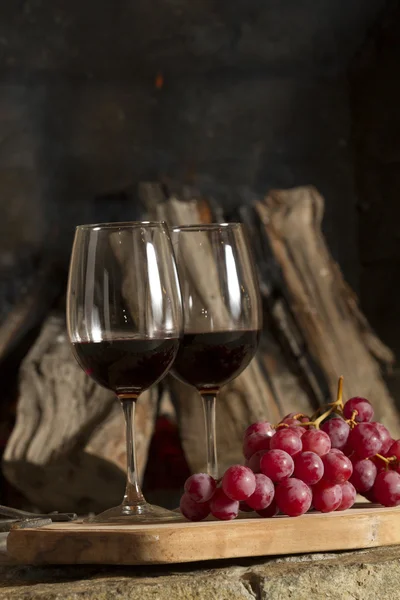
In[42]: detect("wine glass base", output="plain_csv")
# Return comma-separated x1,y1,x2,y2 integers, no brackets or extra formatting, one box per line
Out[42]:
84,502,183,525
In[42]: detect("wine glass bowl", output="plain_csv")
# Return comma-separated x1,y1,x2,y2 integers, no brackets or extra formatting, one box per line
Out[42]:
67,222,183,523
170,223,262,478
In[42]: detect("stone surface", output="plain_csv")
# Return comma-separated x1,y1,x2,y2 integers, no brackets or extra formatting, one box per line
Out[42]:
1,545,400,599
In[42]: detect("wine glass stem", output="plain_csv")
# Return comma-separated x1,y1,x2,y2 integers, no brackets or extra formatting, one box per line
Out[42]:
201,393,218,479
121,398,145,507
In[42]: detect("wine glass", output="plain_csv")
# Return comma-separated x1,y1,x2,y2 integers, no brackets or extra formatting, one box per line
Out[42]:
170,223,262,479
67,222,183,524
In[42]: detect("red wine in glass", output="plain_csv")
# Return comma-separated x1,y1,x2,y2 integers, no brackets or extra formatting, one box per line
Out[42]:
171,330,260,393
67,221,183,524
171,223,262,478
73,337,180,397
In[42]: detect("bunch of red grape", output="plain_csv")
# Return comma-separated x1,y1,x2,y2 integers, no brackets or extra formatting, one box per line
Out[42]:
180,394,400,521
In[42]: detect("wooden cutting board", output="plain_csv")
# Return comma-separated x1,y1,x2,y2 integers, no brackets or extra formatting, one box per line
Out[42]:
7,505,400,566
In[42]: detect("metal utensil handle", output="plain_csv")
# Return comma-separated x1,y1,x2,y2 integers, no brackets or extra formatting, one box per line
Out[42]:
0,505,77,521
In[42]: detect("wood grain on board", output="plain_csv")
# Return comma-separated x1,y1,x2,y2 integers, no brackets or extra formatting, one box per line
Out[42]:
7,505,400,566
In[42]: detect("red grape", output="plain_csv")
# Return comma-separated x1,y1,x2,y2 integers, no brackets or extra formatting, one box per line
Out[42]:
257,499,279,518
349,458,377,492
270,428,302,456
321,417,350,450
348,423,382,459
284,412,310,424
287,425,307,438
239,501,253,512
370,455,387,474
293,451,324,485
386,441,400,474
246,474,275,511
222,465,256,501
280,417,301,426
184,473,216,503
343,397,374,422
342,440,355,458
247,450,268,474
209,488,239,520
260,449,294,482
312,480,343,512
372,422,393,455
299,415,311,424
243,433,272,460
180,493,210,521
322,451,353,484
244,421,274,439
336,482,356,511
275,478,312,517
301,429,331,456
373,470,400,507
388,439,400,460
280,418,306,437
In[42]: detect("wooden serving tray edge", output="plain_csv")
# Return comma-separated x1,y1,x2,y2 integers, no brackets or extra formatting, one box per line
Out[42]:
7,505,400,566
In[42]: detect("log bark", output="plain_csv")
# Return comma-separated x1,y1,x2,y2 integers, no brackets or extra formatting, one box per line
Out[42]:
2,313,157,513
0,258,62,363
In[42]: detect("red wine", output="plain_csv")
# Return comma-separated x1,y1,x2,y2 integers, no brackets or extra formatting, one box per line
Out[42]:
72,337,180,397
171,330,260,393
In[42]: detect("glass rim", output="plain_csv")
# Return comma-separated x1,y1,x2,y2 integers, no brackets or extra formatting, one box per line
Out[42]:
171,222,242,233
75,221,167,231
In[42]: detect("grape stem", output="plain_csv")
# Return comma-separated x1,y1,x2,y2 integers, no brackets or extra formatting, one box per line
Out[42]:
324,376,345,413
297,411,331,429
292,376,345,430
336,376,344,410
275,376,347,430
345,410,358,429
374,454,397,470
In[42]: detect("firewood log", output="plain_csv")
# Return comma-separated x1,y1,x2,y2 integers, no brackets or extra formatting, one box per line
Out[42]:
2,313,157,513
255,186,399,433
